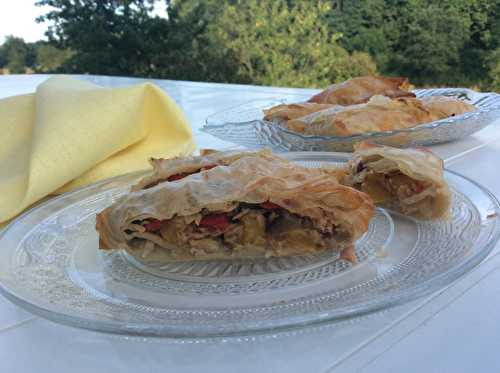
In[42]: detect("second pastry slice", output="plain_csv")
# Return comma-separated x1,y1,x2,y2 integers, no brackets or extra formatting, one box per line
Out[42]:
96,154,374,263
343,143,451,220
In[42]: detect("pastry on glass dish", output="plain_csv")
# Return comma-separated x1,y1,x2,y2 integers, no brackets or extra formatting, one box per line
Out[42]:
261,75,414,127
285,95,475,136
263,102,337,122
419,95,476,118
131,148,289,191
343,142,451,220
96,154,374,263
308,76,415,106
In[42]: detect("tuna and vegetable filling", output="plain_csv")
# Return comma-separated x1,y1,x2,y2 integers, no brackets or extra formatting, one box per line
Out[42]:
354,162,435,215
124,202,350,258
143,164,217,189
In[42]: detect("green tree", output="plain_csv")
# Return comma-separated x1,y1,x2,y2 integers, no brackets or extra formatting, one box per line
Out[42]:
36,44,74,72
484,48,500,91
2,35,29,73
326,0,500,87
388,1,471,86
34,0,499,89
25,42,38,70
430,0,500,87
163,0,230,81
36,0,170,76
459,0,500,90
487,62,500,92
168,0,377,87
325,0,393,71
0,45,6,68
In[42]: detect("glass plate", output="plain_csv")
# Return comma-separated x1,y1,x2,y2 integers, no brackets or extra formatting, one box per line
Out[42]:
0,153,499,337
203,88,500,152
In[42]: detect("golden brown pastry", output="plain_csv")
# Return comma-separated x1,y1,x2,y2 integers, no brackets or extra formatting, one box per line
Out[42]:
131,148,289,191
420,96,476,118
287,95,433,136
96,154,374,263
343,142,450,220
286,95,475,136
263,102,337,122
308,76,415,105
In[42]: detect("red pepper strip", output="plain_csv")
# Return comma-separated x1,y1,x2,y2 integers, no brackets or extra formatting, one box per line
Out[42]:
167,172,192,182
260,201,281,210
199,213,231,231
143,181,160,189
414,181,425,193
166,165,216,182
201,164,217,171
415,146,433,154
143,219,164,232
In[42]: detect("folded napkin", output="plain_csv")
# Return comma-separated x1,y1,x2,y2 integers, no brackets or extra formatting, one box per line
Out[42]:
0,76,195,223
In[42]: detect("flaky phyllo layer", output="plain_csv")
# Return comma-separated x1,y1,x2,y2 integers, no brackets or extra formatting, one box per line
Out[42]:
131,148,287,191
269,95,476,136
96,153,374,263
344,143,451,220
261,76,475,137
308,76,415,106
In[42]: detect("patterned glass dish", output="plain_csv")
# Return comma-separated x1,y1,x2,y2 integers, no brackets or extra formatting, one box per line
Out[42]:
203,89,500,152
0,153,499,337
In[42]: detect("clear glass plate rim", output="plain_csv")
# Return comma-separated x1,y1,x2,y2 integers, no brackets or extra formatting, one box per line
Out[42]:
0,155,499,337
203,89,500,142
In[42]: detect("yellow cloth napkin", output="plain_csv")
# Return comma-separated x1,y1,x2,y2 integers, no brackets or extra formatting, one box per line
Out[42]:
0,76,195,223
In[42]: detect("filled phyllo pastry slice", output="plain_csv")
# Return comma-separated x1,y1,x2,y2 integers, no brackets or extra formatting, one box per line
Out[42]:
96,155,374,263
285,95,475,136
420,96,476,118
343,143,450,220
131,148,288,191
308,76,415,106
263,102,337,123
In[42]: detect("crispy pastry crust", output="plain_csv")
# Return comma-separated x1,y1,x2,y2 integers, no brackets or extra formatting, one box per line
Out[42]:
420,96,476,118
131,149,288,191
96,155,374,261
263,102,337,122
308,76,415,106
344,142,451,220
286,95,475,136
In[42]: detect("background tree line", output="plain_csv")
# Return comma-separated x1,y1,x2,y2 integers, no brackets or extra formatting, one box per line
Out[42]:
1,0,499,91
0,35,73,74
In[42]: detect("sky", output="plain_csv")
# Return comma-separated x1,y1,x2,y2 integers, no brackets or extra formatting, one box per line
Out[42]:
0,1,168,44
0,1,51,43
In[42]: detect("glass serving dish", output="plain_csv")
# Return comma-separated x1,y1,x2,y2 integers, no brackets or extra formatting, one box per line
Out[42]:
203,88,500,152
0,153,498,337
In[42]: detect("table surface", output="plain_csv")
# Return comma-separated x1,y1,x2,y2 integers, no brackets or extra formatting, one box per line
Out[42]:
1,75,499,373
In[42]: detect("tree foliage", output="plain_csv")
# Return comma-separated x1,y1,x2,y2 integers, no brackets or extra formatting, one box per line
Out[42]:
35,0,170,76
1,36,31,73
36,44,74,72
203,0,376,87
388,2,471,85
0,36,71,73
0,0,498,91
164,0,376,87
326,0,500,89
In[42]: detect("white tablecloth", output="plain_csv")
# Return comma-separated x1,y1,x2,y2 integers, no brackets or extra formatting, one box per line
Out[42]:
1,75,499,373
